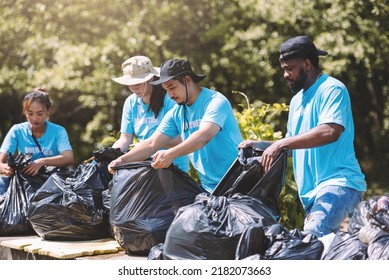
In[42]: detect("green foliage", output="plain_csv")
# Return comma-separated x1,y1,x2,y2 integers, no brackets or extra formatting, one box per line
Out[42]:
233,92,304,229
97,132,120,150
233,91,288,141
188,162,200,185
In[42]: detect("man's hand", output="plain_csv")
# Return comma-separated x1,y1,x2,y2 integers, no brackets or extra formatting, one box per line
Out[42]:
238,140,258,149
238,139,283,172
151,150,174,169
261,142,284,172
108,157,124,174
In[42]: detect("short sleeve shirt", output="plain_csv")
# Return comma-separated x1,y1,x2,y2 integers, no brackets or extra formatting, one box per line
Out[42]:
120,93,189,172
157,87,243,192
1,121,72,161
287,74,367,209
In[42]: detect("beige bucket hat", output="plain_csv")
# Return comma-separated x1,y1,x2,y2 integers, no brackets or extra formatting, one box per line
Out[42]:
112,56,160,86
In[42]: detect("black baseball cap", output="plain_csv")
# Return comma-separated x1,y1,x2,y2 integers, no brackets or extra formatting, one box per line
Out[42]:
150,59,205,85
279,36,328,61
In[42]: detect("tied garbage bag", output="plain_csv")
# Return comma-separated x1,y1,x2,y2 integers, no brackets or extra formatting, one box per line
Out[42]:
212,147,288,219
89,147,123,237
0,153,65,235
235,223,267,259
321,231,368,260
348,195,389,234
92,147,123,189
237,224,324,260
110,161,204,255
27,163,108,241
367,230,389,260
162,193,277,260
343,194,389,260
102,180,115,238
322,195,389,260
148,243,164,260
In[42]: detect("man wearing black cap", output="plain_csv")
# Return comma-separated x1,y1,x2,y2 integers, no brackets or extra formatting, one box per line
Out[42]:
109,59,242,192
239,36,366,237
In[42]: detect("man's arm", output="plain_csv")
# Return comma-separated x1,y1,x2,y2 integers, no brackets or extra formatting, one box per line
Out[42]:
151,122,220,169
108,131,173,173
276,123,342,150
261,123,343,172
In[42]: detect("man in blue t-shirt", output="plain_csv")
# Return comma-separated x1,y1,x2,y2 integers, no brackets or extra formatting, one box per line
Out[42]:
109,59,242,192
239,36,366,237
111,55,189,172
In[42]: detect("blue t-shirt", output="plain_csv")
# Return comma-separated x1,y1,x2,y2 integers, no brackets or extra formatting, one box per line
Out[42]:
0,121,72,161
157,87,242,192
286,74,367,210
120,93,189,172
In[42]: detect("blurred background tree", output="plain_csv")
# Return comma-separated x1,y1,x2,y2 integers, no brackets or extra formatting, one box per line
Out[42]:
1,0,388,227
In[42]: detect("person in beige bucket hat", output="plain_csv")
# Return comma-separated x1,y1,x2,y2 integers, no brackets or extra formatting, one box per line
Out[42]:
110,55,189,172
112,56,160,86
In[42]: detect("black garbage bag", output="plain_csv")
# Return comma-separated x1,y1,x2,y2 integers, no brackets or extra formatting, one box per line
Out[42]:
238,224,323,260
235,223,267,259
321,231,368,260
102,187,111,213
264,224,323,260
349,195,389,234
0,153,66,235
324,195,389,260
148,243,164,260
368,230,389,260
27,163,109,241
92,147,123,189
102,180,115,237
110,161,205,255
212,147,288,219
90,147,123,236
365,195,389,231
348,200,371,234
346,195,389,260
162,192,277,260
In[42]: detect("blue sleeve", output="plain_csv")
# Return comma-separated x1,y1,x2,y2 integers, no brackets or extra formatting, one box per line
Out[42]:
201,96,229,129
56,126,72,153
157,109,178,139
120,97,135,134
0,125,18,155
318,86,349,130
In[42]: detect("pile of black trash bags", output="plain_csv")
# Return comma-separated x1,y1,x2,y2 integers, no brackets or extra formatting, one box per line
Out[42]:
146,147,325,260
2,146,387,260
147,148,388,260
0,147,122,239
322,194,389,260
148,147,321,260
